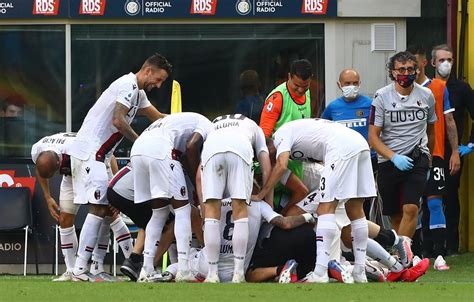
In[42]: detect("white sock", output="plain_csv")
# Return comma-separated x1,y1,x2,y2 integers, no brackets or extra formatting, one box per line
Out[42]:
91,216,112,275
351,217,368,268
59,226,78,272
168,243,178,264
74,214,103,274
204,218,220,276
233,218,249,276
315,214,336,276
174,204,192,272
110,216,133,259
143,207,169,273
366,238,403,272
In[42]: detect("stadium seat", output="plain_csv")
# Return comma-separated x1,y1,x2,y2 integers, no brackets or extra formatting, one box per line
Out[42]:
0,187,36,275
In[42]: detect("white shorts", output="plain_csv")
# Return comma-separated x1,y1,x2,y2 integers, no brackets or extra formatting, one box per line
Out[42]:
59,175,80,215
131,155,188,204
71,156,109,205
302,162,324,192
201,152,253,204
295,189,318,214
319,150,376,203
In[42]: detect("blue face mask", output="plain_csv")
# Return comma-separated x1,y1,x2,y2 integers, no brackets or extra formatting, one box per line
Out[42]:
396,74,416,88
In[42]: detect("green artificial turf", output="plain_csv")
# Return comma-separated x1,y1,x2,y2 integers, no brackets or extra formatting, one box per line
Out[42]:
1,253,473,302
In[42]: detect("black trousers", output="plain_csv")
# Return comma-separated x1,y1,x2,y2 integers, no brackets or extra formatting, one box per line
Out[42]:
444,147,463,253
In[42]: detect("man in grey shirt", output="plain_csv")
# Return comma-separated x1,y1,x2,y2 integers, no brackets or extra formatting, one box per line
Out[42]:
369,51,436,251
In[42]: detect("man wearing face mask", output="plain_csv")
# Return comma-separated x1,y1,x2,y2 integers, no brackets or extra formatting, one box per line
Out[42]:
369,52,436,244
322,69,376,169
432,44,474,256
409,45,460,269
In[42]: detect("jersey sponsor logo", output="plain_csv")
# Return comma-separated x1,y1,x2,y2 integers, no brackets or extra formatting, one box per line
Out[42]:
190,0,217,15
79,0,106,15
335,118,367,128
301,0,328,15
33,0,60,15
389,109,427,123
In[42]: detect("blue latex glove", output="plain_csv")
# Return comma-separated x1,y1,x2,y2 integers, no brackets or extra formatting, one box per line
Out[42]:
391,154,414,171
459,144,474,157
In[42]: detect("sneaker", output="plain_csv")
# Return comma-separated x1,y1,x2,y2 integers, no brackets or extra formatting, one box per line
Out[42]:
137,269,161,283
94,272,118,282
433,255,450,271
364,261,385,282
72,270,97,282
149,271,175,283
204,273,220,283
386,269,405,282
352,266,368,283
395,236,413,268
175,270,197,282
278,259,298,284
299,271,329,283
231,272,246,283
401,258,430,282
412,255,422,267
120,258,142,282
52,271,73,282
328,260,354,284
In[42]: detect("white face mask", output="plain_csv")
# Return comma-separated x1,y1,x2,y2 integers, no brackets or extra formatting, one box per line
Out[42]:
341,85,359,100
437,61,452,78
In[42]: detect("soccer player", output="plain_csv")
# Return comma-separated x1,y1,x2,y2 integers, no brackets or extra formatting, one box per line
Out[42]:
68,53,170,281
31,132,133,281
254,118,376,283
369,51,436,244
201,114,272,283
131,112,212,282
259,59,313,210
410,46,460,269
155,198,316,283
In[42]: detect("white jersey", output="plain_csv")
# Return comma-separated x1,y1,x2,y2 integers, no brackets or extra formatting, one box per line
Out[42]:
210,199,280,282
273,119,369,165
71,73,151,161
130,112,212,159
201,114,268,165
31,132,77,163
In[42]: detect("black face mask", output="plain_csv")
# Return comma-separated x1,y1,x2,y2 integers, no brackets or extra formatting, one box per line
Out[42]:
396,74,416,88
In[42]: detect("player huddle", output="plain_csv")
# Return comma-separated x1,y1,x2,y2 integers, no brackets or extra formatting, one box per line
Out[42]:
32,51,439,284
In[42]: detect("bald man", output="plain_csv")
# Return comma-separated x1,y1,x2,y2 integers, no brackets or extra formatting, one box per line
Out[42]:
322,69,376,166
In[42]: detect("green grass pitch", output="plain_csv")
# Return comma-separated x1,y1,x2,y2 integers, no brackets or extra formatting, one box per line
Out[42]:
1,253,474,302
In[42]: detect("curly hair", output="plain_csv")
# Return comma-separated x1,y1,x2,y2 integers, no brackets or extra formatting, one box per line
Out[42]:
386,51,418,81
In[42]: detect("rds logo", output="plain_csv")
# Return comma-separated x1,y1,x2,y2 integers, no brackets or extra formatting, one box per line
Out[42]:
33,0,60,15
190,0,217,15
79,0,106,16
301,0,328,15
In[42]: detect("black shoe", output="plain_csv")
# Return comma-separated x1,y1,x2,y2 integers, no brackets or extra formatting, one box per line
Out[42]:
120,258,142,282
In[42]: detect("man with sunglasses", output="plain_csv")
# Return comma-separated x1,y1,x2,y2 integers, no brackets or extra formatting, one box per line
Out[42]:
369,52,437,253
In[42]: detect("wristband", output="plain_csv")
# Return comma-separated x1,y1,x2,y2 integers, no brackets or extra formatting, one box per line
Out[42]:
302,213,315,223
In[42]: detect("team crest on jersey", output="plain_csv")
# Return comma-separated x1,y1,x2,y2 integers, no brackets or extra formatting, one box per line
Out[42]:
94,189,101,200
356,110,365,117
180,186,186,197
266,102,273,112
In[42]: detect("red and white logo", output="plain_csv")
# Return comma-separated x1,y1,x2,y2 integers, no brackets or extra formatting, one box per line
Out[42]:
79,0,106,16
0,170,36,196
33,0,60,15
301,0,328,15
190,0,217,15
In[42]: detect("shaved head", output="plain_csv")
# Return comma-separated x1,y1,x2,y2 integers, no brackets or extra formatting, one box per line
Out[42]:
338,69,360,85
36,151,59,178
